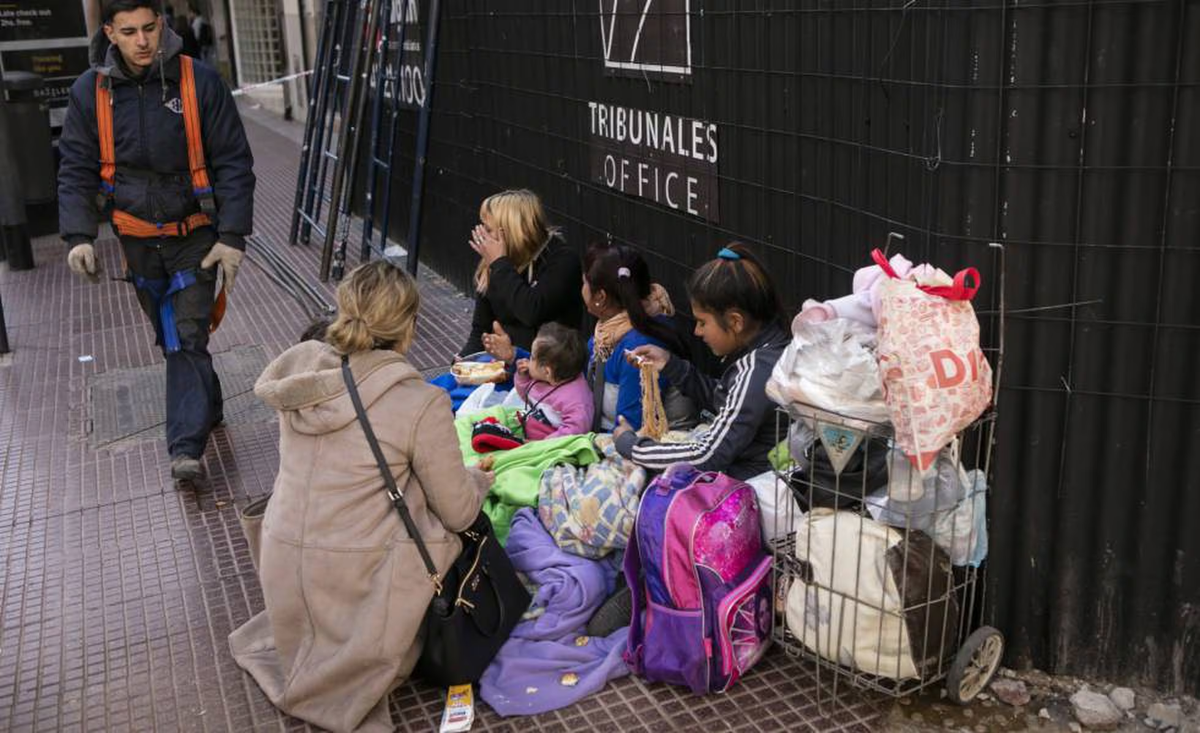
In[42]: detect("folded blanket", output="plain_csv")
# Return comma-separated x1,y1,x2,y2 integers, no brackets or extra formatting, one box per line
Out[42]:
480,509,629,716
538,434,645,559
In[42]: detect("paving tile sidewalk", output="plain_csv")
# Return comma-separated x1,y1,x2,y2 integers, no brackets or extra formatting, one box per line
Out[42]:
0,109,883,732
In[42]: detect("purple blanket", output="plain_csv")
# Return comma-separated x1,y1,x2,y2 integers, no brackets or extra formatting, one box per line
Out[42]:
479,509,630,716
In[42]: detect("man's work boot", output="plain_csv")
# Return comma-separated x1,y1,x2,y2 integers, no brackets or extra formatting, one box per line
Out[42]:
170,456,205,481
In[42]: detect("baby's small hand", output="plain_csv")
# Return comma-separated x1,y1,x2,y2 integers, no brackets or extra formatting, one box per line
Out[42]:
515,358,530,376
613,415,634,440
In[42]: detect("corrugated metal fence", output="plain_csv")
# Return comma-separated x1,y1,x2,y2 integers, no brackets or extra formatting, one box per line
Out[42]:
360,0,1199,693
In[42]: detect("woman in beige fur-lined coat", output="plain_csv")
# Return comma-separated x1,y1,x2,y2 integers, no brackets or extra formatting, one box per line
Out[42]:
229,261,491,733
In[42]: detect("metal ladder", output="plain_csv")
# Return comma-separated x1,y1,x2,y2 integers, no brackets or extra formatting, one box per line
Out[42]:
321,0,386,281
285,0,445,281
287,0,360,249
359,0,407,264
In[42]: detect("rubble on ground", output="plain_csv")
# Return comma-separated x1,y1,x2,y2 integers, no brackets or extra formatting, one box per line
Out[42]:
1069,689,1122,730
882,667,1198,732
990,678,1031,707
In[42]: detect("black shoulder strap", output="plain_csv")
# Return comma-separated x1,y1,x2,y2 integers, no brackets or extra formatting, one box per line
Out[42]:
589,354,608,432
341,355,442,590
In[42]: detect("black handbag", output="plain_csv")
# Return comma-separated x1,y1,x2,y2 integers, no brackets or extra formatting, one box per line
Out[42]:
341,356,531,687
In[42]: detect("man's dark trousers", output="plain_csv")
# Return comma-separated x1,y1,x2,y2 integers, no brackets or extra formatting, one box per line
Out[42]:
121,227,223,460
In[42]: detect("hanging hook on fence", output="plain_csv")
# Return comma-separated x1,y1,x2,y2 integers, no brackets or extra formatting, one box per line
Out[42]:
924,108,945,171
876,0,922,103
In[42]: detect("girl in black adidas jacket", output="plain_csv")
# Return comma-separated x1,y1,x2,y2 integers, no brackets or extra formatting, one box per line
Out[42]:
614,243,789,480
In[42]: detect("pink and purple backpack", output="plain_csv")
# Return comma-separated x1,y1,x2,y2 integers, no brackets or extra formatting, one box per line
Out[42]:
624,464,773,694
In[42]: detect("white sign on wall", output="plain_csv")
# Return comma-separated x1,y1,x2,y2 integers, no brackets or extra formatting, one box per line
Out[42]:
588,100,719,221
599,0,690,80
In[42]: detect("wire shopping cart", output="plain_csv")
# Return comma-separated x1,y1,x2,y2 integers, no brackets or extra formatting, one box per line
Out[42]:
766,240,1007,707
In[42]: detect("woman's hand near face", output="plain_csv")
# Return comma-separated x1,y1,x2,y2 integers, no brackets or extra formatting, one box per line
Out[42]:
469,223,506,266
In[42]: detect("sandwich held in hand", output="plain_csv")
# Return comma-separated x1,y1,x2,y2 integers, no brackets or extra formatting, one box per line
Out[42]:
452,360,507,386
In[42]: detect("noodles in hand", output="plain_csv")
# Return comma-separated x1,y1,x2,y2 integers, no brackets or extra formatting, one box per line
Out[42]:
638,362,668,440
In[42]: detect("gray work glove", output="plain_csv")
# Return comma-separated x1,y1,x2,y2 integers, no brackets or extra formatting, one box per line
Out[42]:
200,242,244,295
66,243,102,283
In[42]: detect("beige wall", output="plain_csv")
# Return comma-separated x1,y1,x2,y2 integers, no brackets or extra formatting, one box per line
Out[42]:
203,0,235,80
84,0,100,35
278,0,312,114
229,0,312,119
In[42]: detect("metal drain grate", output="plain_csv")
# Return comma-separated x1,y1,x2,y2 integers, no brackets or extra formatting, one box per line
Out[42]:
88,345,274,448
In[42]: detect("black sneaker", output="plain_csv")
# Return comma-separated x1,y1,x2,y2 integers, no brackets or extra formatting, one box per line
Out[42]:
586,584,633,638
170,457,205,481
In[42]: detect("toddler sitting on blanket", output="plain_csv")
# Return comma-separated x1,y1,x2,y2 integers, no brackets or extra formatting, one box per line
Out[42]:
515,323,594,440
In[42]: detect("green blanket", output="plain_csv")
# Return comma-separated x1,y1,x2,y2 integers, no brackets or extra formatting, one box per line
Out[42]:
456,407,598,544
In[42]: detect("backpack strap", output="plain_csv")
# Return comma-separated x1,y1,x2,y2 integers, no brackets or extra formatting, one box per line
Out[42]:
622,511,646,674
589,354,608,432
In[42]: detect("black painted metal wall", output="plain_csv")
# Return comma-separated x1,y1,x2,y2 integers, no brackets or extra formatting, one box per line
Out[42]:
366,0,1200,693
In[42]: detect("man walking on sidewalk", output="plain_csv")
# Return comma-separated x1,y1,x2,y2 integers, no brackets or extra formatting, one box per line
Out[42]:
58,0,255,482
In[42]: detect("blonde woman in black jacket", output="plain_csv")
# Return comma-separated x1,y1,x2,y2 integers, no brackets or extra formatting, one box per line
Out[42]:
458,190,583,359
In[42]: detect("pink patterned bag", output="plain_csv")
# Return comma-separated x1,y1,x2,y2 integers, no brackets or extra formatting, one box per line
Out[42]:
871,249,993,470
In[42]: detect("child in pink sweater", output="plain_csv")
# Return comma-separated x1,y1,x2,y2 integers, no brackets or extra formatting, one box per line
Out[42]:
514,323,594,440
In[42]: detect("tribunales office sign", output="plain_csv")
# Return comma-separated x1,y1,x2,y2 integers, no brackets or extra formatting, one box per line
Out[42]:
588,101,719,221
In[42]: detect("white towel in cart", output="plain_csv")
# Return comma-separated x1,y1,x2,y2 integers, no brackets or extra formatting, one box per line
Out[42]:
784,509,959,680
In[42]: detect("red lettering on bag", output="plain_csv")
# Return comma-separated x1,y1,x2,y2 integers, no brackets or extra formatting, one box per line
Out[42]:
930,349,965,388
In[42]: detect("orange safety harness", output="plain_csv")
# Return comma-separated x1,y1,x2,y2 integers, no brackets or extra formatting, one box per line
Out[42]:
97,55,226,332
96,55,215,237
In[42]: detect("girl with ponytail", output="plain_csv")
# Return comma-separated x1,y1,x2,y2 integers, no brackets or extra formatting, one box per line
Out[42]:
614,243,789,479
582,241,696,431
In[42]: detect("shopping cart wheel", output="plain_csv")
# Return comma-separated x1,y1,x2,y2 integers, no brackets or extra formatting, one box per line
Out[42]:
946,626,1004,705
